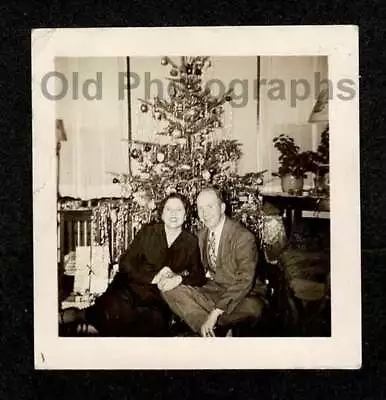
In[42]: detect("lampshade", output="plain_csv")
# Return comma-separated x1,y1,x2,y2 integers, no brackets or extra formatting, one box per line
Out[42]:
309,88,329,123
56,119,67,143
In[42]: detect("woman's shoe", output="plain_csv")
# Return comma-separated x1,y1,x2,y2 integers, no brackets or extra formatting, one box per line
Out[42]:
59,307,83,337
59,306,81,324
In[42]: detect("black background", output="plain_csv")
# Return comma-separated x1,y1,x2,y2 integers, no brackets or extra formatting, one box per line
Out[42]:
0,1,385,399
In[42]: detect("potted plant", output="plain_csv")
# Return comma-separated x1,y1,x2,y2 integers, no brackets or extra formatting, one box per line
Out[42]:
273,134,318,194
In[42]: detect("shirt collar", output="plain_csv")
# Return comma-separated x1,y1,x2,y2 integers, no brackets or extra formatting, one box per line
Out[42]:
209,214,226,239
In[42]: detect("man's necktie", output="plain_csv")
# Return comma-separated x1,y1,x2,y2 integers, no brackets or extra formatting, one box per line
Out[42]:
207,231,217,277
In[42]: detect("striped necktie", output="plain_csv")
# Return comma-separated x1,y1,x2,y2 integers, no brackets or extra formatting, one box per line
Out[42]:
207,231,217,276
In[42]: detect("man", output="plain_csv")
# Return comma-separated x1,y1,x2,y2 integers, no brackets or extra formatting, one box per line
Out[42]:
161,187,266,337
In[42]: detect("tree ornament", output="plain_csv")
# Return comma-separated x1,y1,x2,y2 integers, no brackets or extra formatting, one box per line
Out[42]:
154,111,163,120
144,144,152,152
186,64,193,75
112,177,120,184
172,129,182,138
194,68,202,76
147,199,156,211
156,152,165,163
170,69,178,77
168,84,177,98
225,95,232,102
153,164,163,174
202,169,211,181
161,56,168,66
131,148,140,159
165,186,176,195
140,103,149,113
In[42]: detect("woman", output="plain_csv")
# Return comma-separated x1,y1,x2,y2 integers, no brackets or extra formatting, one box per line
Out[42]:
59,193,206,337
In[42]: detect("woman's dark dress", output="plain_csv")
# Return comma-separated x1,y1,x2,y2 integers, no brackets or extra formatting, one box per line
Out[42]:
85,223,206,336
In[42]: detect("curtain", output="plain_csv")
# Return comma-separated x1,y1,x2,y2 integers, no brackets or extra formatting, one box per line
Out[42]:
56,57,129,199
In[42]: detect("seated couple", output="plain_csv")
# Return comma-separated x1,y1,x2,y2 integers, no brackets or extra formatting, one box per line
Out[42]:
59,188,267,337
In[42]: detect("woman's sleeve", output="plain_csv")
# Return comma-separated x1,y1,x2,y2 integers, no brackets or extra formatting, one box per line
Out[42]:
118,225,160,284
181,239,207,287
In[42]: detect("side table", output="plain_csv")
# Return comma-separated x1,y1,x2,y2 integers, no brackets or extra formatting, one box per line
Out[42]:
260,191,330,236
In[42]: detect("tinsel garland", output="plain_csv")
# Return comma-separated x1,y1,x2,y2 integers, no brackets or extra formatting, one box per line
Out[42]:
112,202,130,262
91,201,110,246
58,192,287,267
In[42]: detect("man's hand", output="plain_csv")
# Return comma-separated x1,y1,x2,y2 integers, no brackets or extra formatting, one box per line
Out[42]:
200,309,224,337
157,274,182,292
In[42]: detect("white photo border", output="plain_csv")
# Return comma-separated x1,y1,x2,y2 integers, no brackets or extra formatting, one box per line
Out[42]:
32,25,361,370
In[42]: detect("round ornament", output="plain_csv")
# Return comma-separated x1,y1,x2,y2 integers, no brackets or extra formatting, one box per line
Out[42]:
156,152,165,163
225,95,232,102
131,148,140,159
170,69,178,77
112,177,119,184
172,129,182,138
202,169,211,181
140,103,148,113
144,144,152,152
161,56,168,65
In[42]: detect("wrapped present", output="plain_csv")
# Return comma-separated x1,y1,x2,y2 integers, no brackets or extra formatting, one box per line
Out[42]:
73,245,109,296
89,245,110,294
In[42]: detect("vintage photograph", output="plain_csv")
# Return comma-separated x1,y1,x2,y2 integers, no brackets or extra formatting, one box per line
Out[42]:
32,26,360,369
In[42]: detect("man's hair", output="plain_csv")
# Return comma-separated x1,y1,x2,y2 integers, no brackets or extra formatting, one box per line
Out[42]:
198,185,226,204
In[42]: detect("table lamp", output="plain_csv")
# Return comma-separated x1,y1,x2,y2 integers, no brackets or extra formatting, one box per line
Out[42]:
309,88,329,123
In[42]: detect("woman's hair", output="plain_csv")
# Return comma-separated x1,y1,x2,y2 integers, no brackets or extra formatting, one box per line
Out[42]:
157,192,190,220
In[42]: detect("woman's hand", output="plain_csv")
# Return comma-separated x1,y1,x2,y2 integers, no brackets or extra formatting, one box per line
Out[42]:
157,274,182,292
152,266,174,284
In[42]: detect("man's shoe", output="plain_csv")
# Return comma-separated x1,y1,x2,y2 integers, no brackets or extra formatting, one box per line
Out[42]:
214,325,232,337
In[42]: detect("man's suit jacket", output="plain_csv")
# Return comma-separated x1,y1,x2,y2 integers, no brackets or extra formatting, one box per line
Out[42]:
198,216,266,315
